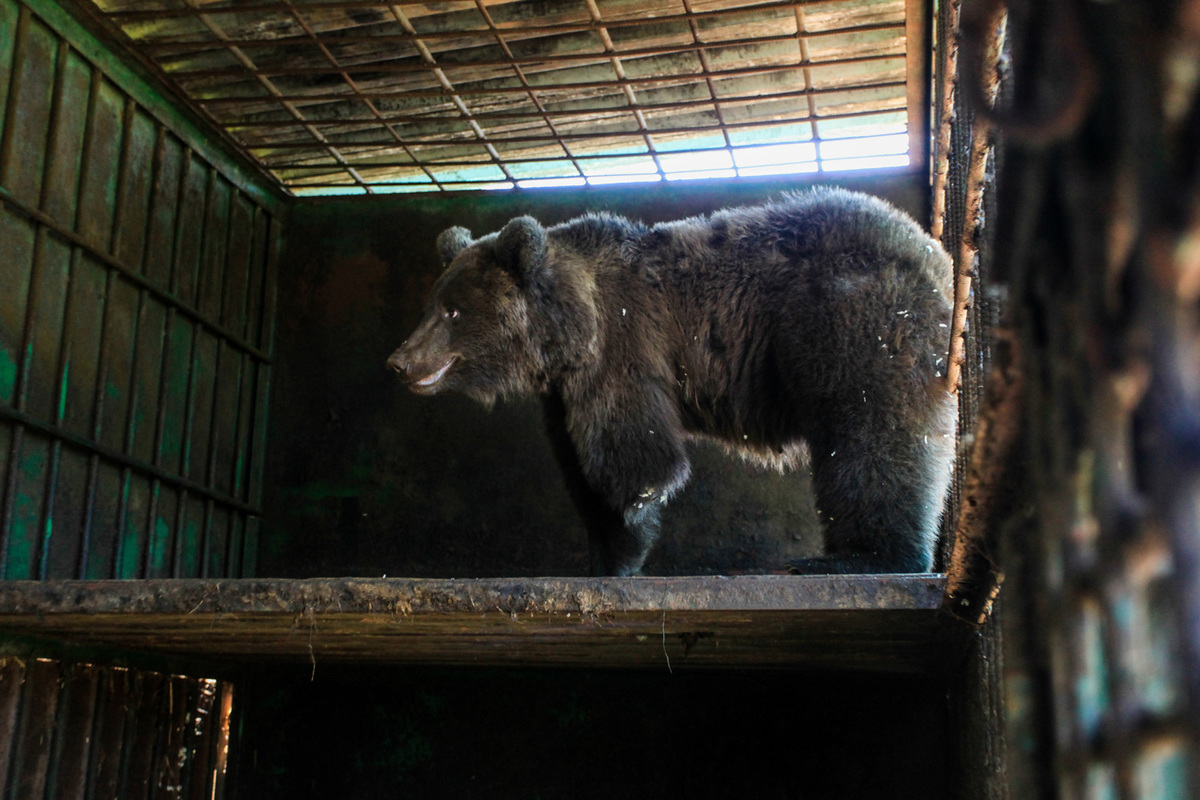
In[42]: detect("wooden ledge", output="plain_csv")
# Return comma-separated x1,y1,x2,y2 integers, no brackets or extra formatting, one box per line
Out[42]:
0,575,948,672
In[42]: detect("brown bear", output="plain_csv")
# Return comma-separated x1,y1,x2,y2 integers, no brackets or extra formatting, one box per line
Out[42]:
387,187,957,577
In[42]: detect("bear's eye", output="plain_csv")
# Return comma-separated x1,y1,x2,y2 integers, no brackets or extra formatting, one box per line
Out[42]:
442,308,460,321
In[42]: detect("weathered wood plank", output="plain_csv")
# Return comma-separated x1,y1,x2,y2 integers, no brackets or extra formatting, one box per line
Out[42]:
23,233,71,425
87,665,129,799
8,656,61,800
0,1,18,149
44,662,100,800
145,482,176,579
183,677,218,800
0,424,11,561
112,106,157,272
0,208,34,408
121,669,163,800
97,275,139,453
202,503,227,579
42,446,87,579
183,329,217,485
40,48,91,226
4,432,49,580
221,193,253,333
0,9,56,208
142,132,183,292
151,674,192,800
170,155,206,306
175,494,204,578
128,295,167,465
155,311,192,478
59,254,106,439
196,176,231,323
209,344,241,499
0,575,948,671
19,0,289,216
76,77,123,251
116,472,151,579
81,460,121,579
0,656,26,791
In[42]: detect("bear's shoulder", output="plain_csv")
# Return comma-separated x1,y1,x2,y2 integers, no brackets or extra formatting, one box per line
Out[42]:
549,212,648,252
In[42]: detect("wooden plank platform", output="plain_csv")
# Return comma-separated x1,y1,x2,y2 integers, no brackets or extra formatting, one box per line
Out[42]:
0,575,950,672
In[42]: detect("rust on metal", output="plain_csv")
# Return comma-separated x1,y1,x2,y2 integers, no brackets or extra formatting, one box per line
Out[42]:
941,329,1023,625
56,0,924,194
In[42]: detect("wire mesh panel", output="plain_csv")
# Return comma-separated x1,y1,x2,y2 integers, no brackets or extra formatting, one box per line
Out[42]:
66,0,928,194
0,0,285,580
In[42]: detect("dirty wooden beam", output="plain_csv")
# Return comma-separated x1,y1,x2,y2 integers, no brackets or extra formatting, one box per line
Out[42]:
0,575,948,672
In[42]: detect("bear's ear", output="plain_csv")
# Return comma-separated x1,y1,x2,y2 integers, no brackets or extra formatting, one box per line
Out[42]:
436,226,473,266
494,216,550,290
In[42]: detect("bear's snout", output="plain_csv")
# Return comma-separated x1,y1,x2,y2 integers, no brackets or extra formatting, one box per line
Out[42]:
386,348,409,375
387,341,459,393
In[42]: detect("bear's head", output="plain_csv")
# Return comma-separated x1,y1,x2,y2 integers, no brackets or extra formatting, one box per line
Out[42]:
388,215,577,406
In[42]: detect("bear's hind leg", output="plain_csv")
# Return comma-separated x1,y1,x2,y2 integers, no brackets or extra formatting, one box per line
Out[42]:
792,415,955,575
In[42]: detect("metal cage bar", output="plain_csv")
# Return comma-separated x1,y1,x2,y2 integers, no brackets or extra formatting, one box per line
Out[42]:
0,0,282,580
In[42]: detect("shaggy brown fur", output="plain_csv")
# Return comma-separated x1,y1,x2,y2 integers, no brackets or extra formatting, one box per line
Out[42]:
389,187,957,576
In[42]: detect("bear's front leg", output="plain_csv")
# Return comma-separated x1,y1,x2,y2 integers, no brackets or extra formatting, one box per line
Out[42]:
541,388,690,576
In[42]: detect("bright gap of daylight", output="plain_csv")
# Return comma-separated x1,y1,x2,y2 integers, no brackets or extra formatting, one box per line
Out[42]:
294,129,911,195
512,131,910,191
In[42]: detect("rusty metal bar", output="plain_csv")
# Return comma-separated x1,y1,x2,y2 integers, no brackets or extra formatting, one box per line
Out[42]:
200,339,227,574
0,405,262,517
196,54,905,106
473,0,586,182
20,0,286,216
384,4,515,192
175,0,371,193
141,20,902,55
20,228,60,581
282,0,441,191
941,330,1022,625
244,106,907,149
793,7,823,147
104,0,843,24
929,0,960,243
0,5,33,193
77,452,99,579
0,188,272,364
168,25,902,78
944,1,1004,395
681,0,734,157
214,80,908,127
177,48,903,80
263,131,902,171
95,98,138,451
55,249,88,578
0,427,23,580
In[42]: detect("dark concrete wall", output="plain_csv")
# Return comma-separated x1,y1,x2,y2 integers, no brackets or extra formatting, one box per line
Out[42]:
261,172,928,578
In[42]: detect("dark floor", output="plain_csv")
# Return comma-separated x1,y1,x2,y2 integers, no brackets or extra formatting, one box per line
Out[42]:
233,664,949,800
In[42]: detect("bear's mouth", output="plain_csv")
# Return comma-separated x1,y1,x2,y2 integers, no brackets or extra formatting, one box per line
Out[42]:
412,355,458,389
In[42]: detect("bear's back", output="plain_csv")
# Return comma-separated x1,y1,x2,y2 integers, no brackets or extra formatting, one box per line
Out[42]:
617,189,953,448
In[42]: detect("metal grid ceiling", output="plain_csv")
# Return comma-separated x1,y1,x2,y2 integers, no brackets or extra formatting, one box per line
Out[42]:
77,0,925,195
